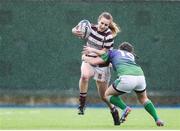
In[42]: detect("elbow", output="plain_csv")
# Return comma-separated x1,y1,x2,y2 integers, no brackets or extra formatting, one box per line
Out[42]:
72,27,76,34
86,60,96,66
72,27,78,35
90,60,101,66
90,62,97,66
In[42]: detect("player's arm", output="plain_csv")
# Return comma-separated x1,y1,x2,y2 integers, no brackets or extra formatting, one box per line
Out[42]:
82,54,105,65
72,25,84,38
82,46,106,56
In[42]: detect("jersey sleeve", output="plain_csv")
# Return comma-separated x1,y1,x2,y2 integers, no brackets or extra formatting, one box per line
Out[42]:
100,52,109,62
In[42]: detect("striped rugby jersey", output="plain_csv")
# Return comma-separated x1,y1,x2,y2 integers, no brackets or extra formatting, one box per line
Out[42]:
86,24,114,57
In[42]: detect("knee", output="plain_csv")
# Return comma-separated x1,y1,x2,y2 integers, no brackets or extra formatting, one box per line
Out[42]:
80,75,90,82
100,95,109,103
101,92,109,102
104,91,108,98
138,97,149,105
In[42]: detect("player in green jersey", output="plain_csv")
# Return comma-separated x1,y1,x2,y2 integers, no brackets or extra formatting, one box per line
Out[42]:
82,42,164,126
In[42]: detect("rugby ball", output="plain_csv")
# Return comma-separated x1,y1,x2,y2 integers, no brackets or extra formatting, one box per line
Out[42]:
77,20,92,39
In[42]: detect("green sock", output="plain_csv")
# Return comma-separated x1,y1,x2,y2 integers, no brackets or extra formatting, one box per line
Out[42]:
144,100,159,121
108,95,127,110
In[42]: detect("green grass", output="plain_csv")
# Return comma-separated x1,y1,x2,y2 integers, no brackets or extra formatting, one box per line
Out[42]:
0,107,179,130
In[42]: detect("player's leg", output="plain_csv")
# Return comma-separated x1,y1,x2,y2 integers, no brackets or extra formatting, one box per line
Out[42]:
136,90,164,126
105,76,138,123
78,62,94,115
105,84,131,124
96,81,111,107
105,78,127,110
96,80,120,125
94,67,120,125
135,76,164,126
94,66,116,109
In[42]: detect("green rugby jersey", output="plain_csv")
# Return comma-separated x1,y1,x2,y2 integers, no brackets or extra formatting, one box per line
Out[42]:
100,49,144,77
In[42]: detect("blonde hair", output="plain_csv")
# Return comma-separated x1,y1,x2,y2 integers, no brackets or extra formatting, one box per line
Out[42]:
98,12,121,37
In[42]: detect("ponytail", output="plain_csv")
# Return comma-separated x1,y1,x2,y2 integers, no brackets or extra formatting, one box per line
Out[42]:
109,21,121,37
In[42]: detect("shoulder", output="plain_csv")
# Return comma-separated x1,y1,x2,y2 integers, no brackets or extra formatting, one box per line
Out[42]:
108,49,119,56
91,24,97,31
105,28,113,35
108,49,115,55
104,29,113,41
101,28,113,37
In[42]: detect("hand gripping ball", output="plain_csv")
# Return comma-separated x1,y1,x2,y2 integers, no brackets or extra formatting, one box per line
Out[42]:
77,20,92,39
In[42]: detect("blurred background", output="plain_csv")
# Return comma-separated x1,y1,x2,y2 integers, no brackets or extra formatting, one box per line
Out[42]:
0,0,180,107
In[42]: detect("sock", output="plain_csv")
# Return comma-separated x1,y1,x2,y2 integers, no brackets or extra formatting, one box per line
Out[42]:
108,95,127,110
144,100,159,121
110,106,116,112
79,92,87,108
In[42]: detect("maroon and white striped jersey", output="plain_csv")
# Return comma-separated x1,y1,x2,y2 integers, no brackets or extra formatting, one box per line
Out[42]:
86,24,114,56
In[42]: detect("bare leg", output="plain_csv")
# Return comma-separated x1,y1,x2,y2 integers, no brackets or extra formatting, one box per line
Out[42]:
78,62,94,115
96,80,114,109
96,81,120,125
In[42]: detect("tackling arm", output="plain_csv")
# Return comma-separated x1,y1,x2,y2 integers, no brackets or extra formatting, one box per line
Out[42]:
82,54,105,65
82,46,106,56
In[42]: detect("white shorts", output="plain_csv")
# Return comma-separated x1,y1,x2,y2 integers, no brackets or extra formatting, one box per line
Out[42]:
81,61,111,83
113,75,146,93
93,66,111,83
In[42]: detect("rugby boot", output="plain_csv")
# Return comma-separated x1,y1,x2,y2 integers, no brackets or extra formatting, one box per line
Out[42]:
111,107,120,125
120,106,132,123
156,119,164,126
78,105,85,115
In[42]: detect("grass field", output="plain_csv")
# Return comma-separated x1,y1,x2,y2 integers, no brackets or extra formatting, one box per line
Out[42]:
0,107,179,130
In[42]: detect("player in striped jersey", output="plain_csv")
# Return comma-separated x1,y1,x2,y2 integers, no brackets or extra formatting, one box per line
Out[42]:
82,42,164,126
72,12,121,125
